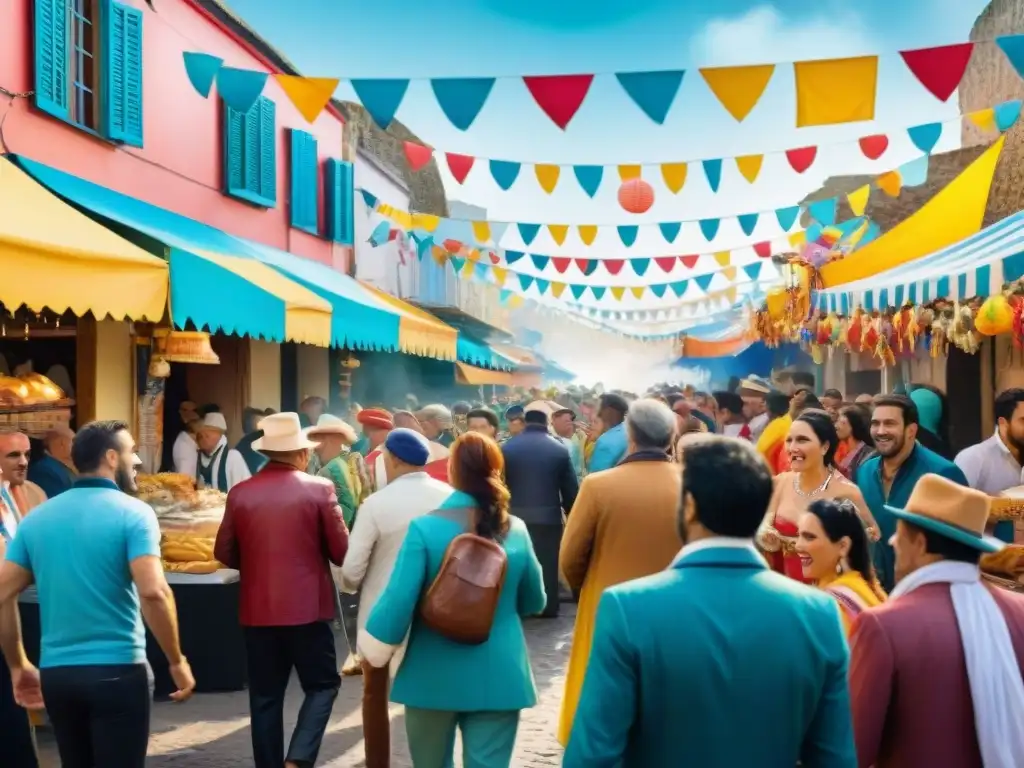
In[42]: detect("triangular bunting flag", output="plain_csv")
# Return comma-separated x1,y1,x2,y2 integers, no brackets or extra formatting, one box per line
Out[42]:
659,222,681,243
680,255,700,269
631,258,650,276
505,249,525,264
969,108,996,133
907,122,943,154
618,165,642,181
183,52,223,98
699,64,775,121
431,246,447,265
725,286,738,304
604,259,625,275
655,256,677,272
578,225,598,245
630,286,645,299
523,74,594,129
551,282,567,299
899,43,973,102
702,159,723,192
737,213,758,236
699,219,720,241
360,189,379,209
430,77,495,130
548,225,569,245
450,257,464,273
411,212,439,231
491,267,507,286
611,286,626,301
517,224,540,246
573,165,603,197
695,273,714,292
996,99,1023,132
518,273,534,291
350,78,409,129
489,251,501,264
997,35,1024,78
530,254,550,271
735,155,763,183
794,56,878,127
403,142,433,172
753,241,772,259
535,279,550,296
551,257,571,273
776,206,801,231
575,259,596,275
858,134,889,160
471,221,491,244
785,146,818,173
472,262,487,279
789,231,807,248
651,284,667,298
489,159,521,190
591,286,607,300
877,170,902,197
216,67,269,113
570,284,587,300
535,164,561,193
275,75,339,123
661,163,688,193
898,155,929,187
617,226,638,247
615,70,685,124
721,266,737,282
669,280,688,297
445,152,475,184
808,198,837,226
847,185,871,216
713,251,730,267
743,262,763,281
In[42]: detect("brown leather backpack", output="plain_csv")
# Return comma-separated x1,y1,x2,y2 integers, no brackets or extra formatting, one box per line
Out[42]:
420,525,508,645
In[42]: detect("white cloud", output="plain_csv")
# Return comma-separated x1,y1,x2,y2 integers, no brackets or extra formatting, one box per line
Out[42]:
690,5,877,67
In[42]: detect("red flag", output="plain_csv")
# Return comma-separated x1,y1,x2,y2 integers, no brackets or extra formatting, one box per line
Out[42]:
900,43,974,102
551,257,571,273
523,74,594,129
858,134,889,160
655,256,677,272
753,241,772,259
603,259,625,275
680,255,700,269
785,146,817,174
574,258,592,273
445,152,475,184
403,141,433,172
489,251,501,264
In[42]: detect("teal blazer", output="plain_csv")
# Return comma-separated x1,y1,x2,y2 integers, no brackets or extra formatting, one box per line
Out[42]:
564,545,856,768
364,490,547,712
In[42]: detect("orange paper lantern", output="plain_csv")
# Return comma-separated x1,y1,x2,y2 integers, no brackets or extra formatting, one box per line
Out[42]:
618,178,654,214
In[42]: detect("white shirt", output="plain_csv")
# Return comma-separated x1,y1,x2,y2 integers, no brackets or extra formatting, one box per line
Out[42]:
955,429,1024,495
747,412,770,442
172,431,198,478
671,535,759,566
0,484,18,543
722,423,745,438
197,435,252,491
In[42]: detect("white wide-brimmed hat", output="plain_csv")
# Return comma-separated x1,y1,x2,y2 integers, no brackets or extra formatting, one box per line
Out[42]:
253,412,319,452
305,414,357,444
199,412,228,433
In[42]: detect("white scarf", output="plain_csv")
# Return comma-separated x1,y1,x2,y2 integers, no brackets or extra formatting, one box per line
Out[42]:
890,561,1024,767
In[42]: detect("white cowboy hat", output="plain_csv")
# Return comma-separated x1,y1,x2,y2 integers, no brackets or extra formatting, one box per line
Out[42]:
305,414,357,444
199,412,228,432
253,412,319,452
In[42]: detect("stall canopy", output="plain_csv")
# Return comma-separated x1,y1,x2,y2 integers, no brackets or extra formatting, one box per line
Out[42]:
0,159,167,320
412,304,515,371
679,320,755,358
359,284,458,360
455,362,515,386
816,209,1024,313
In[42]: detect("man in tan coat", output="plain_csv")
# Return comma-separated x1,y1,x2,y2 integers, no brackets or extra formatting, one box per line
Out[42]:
558,399,682,746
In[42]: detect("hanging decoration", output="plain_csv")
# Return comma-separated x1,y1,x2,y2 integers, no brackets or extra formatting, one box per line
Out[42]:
618,178,655,214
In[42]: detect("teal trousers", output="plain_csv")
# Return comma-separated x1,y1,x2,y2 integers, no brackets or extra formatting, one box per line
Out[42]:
405,708,520,768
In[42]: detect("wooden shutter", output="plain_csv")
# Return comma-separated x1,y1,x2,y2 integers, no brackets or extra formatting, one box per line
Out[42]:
289,129,318,233
105,1,144,146
258,97,277,204
223,96,276,207
33,0,69,120
223,103,245,194
325,159,354,245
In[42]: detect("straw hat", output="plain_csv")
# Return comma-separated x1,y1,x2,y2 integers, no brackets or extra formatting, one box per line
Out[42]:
305,414,357,444
253,413,319,452
739,376,771,395
884,473,1004,553
199,412,227,433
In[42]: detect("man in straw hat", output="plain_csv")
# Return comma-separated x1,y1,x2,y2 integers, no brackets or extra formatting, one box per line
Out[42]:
195,412,251,493
849,473,1024,768
214,413,348,768
306,415,361,527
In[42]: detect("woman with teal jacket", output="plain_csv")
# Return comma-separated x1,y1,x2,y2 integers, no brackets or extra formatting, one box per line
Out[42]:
358,431,547,768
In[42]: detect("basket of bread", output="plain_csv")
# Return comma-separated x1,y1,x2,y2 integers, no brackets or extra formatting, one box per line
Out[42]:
981,545,1024,592
990,485,1024,523
0,373,74,436
136,473,228,575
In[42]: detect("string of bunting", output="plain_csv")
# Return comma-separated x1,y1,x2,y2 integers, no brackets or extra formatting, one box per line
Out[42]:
182,37,1024,132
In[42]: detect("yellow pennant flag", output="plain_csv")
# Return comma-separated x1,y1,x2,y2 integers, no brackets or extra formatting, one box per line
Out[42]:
611,286,626,301
699,64,776,121
876,170,902,197
789,231,807,248
471,221,491,244
548,224,569,245
578,225,598,245
725,286,738,304
713,251,731,267
630,286,645,299
412,213,440,232
794,56,878,127
461,260,475,277
618,165,642,181
847,185,871,216
722,266,737,282
274,75,340,123
551,282,567,299
491,267,507,286
535,164,560,193
969,108,996,133
735,155,764,183
661,163,688,193
431,245,447,265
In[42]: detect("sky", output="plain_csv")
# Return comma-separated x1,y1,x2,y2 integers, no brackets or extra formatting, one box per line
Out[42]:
222,0,993,317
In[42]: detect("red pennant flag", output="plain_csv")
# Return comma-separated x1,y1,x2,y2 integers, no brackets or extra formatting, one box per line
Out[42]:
680,255,700,269
523,74,594,129
403,141,433,172
900,43,974,102
574,258,592,273
655,256,677,272
445,152,475,184
753,241,772,259
442,239,462,254
489,251,501,264
551,257,571,274
858,134,889,160
785,146,817,174
604,259,625,275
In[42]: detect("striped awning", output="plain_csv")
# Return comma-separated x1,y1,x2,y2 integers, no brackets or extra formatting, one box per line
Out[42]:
816,211,1024,314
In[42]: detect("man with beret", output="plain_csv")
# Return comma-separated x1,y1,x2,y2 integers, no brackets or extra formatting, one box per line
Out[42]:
340,428,452,768
358,409,394,494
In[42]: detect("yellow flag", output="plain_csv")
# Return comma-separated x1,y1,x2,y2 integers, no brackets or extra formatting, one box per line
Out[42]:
578,225,598,245
789,231,807,247
461,260,475,277
535,164,560,193
969,108,996,133
630,286,645,299
491,267,507,286
725,286,738,304
735,155,764,183
714,251,731,267
722,266,737,282
847,185,871,216
551,282,567,299
618,165,642,181
794,56,878,127
548,225,569,245
699,65,776,121
412,213,440,232
611,286,626,301
393,210,413,229
876,170,902,197
471,221,491,244
661,163,688,193
274,75,340,123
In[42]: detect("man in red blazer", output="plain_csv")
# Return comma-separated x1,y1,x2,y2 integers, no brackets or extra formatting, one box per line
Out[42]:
214,413,349,768
849,473,1024,768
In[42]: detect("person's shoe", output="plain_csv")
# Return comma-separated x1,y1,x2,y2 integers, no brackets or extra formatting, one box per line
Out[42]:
342,653,363,676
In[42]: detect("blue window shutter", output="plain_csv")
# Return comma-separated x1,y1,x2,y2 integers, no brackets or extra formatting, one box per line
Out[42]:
289,129,318,234
223,96,275,207
104,2,144,146
223,103,245,194
326,159,354,245
33,0,69,121
258,98,277,204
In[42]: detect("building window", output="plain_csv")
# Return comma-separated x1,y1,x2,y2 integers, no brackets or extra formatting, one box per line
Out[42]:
33,0,144,145
223,96,277,208
325,159,354,245
289,129,319,234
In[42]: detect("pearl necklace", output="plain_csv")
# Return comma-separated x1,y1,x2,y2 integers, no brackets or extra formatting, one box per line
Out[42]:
793,468,834,498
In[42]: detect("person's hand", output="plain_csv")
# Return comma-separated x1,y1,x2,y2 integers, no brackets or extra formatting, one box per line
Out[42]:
168,658,195,703
866,526,881,543
759,528,781,553
11,663,43,710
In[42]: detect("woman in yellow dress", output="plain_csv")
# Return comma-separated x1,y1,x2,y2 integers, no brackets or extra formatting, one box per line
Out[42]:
795,497,886,633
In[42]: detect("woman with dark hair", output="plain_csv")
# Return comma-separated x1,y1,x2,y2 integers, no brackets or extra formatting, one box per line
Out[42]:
357,431,546,768
834,404,875,480
759,409,879,583
796,498,887,634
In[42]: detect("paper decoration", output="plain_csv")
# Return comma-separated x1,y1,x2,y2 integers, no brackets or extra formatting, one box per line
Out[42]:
349,79,409,129
548,225,569,245
578,225,598,245
808,199,837,226
900,43,974,102
997,35,1024,78
489,159,521,191
702,159,723,192
216,67,268,113
430,78,495,130
617,226,639,247
794,56,878,127
699,64,775,121
404,142,433,172
535,164,561,193
735,155,763,184
523,74,594,129
738,213,759,236
618,165,642,181
183,52,223,98
517,224,540,246
615,70,686,124
573,166,603,198
445,152,475,183
996,100,1023,131
786,146,818,174
275,76,340,123
858,134,889,160
847,185,871,216
618,179,654,214
699,219,720,241
661,163,688,193
472,222,492,243
969,108,996,133
908,122,943,154
659,222,681,243
876,171,902,197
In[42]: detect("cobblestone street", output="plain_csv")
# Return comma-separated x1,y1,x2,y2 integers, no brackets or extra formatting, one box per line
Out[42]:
36,608,575,767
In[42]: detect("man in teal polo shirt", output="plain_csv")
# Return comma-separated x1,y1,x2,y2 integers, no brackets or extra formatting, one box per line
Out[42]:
0,420,195,767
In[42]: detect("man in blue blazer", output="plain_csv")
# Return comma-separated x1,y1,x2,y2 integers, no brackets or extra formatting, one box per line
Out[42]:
564,436,856,768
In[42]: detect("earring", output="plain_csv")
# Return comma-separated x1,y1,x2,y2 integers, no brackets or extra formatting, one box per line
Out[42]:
835,559,845,575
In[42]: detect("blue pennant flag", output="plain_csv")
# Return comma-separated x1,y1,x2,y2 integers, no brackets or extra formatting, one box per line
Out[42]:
806,223,823,243
535,278,550,295
743,262,763,281
995,99,1023,132
808,198,837,226
531,254,550,270
591,286,607,300
216,67,268,113
997,35,1024,78
702,159,723,193
737,213,759,236
349,79,410,129
504,250,525,264
474,262,489,280
631,258,650,276
775,206,801,231
570,284,587,299
183,52,223,98
416,236,433,261
450,257,465,274
614,70,685,124
898,156,929,187
650,283,667,298
659,221,681,243
489,160,521,191
517,223,540,246
573,165,604,198
367,221,391,247
699,218,720,241
669,280,688,298
580,259,598,276
907,122,942,154
359,189,379,210
617,225,638,247
518,274,534,291
695,273,714,292
430,78,495,131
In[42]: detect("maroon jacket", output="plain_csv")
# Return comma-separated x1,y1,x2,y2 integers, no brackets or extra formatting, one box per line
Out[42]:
214,462,348,627
849,581,1024,767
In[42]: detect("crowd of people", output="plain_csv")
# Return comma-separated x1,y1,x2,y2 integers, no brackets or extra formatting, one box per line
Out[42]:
1,371,1024,767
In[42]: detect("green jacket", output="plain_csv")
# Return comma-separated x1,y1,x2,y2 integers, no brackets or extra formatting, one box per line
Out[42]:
318,455,357,527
